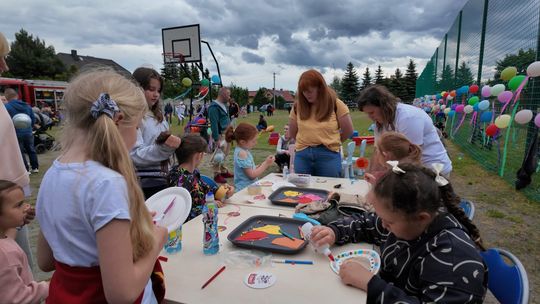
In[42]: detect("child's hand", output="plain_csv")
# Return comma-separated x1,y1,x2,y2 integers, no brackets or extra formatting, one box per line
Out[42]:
264,155,275,166
339,259,374,290
310,226,336,248
164,135,182,149
153,225,168,250
216,200,226,208
225,185,235,197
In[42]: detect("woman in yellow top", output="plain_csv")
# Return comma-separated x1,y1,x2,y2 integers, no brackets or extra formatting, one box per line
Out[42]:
289,70,354,177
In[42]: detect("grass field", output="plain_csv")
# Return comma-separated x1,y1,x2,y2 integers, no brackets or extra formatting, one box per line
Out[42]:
25,109,540,302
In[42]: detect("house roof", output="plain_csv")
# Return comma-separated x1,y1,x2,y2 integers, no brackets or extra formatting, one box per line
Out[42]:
248,89,295,102
57,50,130,76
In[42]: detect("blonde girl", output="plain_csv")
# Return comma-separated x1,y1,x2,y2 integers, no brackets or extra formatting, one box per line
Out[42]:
36,69,167,303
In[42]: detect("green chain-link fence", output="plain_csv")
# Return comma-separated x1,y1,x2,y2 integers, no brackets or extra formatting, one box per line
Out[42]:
417,0,540,201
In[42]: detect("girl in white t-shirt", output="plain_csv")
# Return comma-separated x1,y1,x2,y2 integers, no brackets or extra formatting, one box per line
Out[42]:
36,69,167,303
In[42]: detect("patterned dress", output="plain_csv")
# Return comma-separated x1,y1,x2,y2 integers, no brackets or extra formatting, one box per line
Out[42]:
328,212,487,303
169,166,217,222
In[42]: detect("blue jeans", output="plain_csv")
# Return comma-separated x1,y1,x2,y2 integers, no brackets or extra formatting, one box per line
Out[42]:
294,145,342,177
17,133,39,170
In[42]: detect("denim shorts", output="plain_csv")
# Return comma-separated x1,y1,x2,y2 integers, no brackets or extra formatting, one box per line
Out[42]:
294,145,342,177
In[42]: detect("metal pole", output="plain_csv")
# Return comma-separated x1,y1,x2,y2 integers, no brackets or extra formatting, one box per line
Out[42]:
273,72,276,109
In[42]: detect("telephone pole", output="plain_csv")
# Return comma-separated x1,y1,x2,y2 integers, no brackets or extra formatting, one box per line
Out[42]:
273,72,276,109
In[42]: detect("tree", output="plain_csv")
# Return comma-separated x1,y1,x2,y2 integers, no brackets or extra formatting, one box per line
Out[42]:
329,75,342,97
493,48,535,83
387,68,407,101
455,61,474,88
6,29,66,79
374,65,385,84
404,59,417,102
229,84,249,106
437,64,455,92
340,62,360,103
360,67,372,90
252,88,270,107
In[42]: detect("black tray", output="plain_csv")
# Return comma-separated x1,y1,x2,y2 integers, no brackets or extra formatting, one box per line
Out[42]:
227,215,309,254
268,186,330,207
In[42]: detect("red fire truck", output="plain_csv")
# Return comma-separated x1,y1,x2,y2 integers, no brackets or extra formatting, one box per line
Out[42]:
0,77,68,111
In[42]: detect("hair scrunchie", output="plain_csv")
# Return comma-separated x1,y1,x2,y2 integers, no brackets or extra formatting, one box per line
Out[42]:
90,93,120,119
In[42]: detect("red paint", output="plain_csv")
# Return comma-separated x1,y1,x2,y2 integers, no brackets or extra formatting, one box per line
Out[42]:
328,254,335,262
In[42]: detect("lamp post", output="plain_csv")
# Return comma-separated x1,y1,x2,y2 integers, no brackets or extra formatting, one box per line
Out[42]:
273,72,276,109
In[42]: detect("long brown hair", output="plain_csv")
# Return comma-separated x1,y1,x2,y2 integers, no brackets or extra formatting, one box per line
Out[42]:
175,134,207,164
132,67,164,123
377,132,421,164
296,69,337,121
373,163,485,250
357,85,398,132
62,68,153,261
225,122,258,143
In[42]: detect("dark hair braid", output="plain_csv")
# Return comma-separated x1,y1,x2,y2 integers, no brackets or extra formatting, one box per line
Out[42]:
439,183,486,251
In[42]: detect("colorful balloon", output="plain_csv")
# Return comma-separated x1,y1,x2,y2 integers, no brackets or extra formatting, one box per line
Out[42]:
464,105,474,114
508,75,527,91
514,109,533,125
444,108,451,115
535,113,540,127
448,110,456,118
481,85,491,97
211,75,221,84
497,91,513,104
455,105,464,113
182,77,192,87
469,84,479,93
449,90,456,97
201,79,210,86
527,61,540,77
491,84,505,96
494,114,511,129
468,96,479,106
486,124,499,137
480,111,493,123
478,100,490,111
500,66,517,81
473,103,479,112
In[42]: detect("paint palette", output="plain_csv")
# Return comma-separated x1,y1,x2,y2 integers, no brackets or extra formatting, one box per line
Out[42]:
268,187,330,207
330,249,381,275
227,215,309,254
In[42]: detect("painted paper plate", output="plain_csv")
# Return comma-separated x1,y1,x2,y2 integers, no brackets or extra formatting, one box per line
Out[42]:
271,181,295,192
258,180,274,187
330,248,381,275
145,187,192,233
244,271,276,289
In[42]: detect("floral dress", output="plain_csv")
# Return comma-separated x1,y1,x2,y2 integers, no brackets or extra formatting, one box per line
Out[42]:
169,166,217,221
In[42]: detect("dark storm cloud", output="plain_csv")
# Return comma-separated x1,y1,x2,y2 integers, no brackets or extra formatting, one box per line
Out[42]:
242,51,265,64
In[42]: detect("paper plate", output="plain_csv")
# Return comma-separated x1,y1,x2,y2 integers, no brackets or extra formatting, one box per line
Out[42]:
330,249,381,275
244,271,276,289
271,181,295,192
146,187,192,233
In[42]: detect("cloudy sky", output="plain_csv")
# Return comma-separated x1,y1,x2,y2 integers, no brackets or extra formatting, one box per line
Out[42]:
2,0,468,91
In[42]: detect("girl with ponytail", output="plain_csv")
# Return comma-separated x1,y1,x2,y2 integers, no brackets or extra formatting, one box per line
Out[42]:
310,162,487,303
36,69,167,303
225,123,275,192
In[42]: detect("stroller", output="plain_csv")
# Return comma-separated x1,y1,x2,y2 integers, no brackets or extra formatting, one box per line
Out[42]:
34,129,55,154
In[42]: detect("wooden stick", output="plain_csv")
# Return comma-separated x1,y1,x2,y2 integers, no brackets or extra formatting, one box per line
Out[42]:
201,266,226,289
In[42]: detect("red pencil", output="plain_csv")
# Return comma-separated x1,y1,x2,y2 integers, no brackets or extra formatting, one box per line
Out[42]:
201,265,226,289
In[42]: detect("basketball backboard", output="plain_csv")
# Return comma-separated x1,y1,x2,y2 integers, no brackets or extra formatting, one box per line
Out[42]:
162,24,202,64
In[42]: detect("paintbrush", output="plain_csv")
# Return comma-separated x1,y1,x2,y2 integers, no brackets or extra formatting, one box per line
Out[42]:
154,197,176,223
201,265,226,289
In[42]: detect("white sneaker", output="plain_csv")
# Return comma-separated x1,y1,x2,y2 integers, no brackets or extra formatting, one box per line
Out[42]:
27,171,32,175
31,169,39,173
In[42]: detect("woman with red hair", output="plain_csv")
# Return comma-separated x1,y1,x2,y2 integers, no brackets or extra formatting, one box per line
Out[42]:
288,69,353,177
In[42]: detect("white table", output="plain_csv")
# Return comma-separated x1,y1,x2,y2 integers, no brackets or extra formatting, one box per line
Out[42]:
228,173,371,210
161,202,370,304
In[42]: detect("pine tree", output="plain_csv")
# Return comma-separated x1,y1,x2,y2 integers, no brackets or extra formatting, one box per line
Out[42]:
6,29,66,79
387,68,407,101
340,62,360,103
437,64,455,92
329,75,342,97
404,59,418,101
455,62,474,88
360,67,372,90
375,65,384,84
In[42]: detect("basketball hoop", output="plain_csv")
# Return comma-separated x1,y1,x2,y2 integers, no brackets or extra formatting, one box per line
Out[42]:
162,52,185,64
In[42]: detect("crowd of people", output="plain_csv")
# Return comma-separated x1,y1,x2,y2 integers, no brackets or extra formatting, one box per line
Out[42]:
0,29,489,303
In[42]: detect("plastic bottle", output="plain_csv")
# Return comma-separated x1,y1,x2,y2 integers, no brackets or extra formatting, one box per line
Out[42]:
164,226,182,254
202,192,220,255
283,165,289,180
300,222,335,261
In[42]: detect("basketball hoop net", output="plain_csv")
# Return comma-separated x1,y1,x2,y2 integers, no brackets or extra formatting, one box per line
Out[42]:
162,52,185,64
